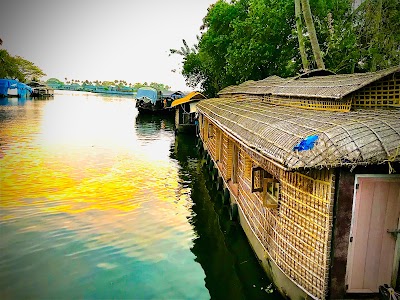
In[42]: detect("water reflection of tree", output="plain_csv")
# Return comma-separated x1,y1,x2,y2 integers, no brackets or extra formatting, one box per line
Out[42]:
172,133,283,300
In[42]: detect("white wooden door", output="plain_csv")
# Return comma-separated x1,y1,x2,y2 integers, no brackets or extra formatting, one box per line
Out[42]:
346,175,400,293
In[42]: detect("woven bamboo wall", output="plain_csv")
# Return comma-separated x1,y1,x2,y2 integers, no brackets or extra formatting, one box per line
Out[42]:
207,123,217,160
352,72,400,109
220,135,233,180
211,123,335,299
263,95,352,112
223,93,262,102
276,170,334,299
200,116,207,142
215,128,224,162
238,150,277,254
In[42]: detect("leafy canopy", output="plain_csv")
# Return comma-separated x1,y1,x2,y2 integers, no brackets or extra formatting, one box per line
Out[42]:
0,49,46,82
172,0,400,97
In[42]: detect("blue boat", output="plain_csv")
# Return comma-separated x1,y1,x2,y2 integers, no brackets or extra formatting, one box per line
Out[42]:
0,79,32,98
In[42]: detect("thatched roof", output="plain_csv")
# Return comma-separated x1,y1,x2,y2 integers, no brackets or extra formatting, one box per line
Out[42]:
218,66,400,100
197,97,400,169
219,76,287,95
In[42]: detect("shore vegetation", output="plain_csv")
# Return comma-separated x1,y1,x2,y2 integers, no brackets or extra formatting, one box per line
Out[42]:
171,0,400,97
0,49,46,82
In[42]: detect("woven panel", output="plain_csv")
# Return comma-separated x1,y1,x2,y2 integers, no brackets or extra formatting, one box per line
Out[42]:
274,171,333,299
352,72,400,108
206,126,335,299
207,123,217,161
235,144,334,299
221,135,231,179
264,95,352,112
201,116,208,142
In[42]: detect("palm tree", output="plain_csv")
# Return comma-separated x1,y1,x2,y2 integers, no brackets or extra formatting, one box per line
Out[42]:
300,0,325,69
295,0,309,71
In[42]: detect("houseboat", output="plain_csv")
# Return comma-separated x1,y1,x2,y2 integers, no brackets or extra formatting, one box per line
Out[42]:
0,79,32,98
171,91,206,133
28,81,54,97
163,90,185,102
196,66,400,300
135,87,183,114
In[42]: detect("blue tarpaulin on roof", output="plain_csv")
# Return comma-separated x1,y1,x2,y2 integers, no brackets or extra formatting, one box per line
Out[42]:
0,79,32,97
293,135,319,151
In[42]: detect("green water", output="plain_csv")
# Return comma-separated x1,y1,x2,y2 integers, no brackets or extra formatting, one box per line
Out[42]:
0,91,282,299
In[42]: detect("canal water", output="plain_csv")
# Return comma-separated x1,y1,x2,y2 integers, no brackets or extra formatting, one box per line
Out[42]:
0,91,283,300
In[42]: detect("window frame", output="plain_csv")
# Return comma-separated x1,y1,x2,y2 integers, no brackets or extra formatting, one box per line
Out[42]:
251,166,264,192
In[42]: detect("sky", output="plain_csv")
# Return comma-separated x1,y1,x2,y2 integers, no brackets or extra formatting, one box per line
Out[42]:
0,0,217,91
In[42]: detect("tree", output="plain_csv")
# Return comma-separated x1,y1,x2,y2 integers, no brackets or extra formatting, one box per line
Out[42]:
13,55,46,81
295,0,309,71
149,82,171,91
0,49,23,80
172,0,298,96
0,50,45,82
300,0,325,69
170,39,198,57
354,0,400,71
46,78,64,85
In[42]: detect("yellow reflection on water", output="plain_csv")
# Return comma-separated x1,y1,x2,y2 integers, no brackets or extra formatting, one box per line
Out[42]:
0,93,194,260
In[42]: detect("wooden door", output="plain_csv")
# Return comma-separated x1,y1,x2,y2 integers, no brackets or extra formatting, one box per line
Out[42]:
346,175,400,293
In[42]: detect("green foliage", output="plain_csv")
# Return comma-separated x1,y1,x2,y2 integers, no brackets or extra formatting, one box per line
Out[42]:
173,0,400,97
198,0,250,95
149,82,171,91
0,50,46,82
170,39,198,57
353,0,400,71
173,0,300,96
302,0,357,72
226,0,297,80
46,78,64,85
101,81,115,86
0,49,24,81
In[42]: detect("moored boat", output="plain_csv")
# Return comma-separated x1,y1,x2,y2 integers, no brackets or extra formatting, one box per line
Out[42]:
135,87,184,114
28,81,54,97
0,79,32,98
171,91,206,134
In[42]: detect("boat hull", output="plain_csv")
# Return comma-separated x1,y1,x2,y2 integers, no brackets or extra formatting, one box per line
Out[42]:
137,105,174,114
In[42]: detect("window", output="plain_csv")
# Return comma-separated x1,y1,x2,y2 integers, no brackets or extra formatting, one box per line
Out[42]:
263,178,279,208
251,166,264,192
251,166,279,208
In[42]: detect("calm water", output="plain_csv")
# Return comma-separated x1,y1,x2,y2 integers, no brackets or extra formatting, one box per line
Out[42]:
0,91,282,300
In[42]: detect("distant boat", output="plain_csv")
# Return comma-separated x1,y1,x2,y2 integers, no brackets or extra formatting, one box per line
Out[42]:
135,87,184,114
171,91,206,133
28,81,54,97
0,79,32,98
